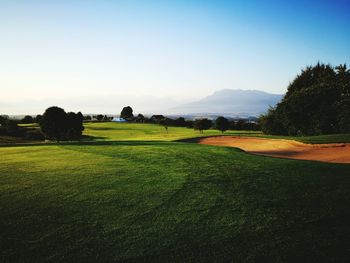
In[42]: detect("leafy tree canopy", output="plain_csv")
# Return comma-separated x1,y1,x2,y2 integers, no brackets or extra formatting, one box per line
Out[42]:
193,118,212,133
120,106,134,120
215,116,229,133
40,106,84,141
260,63,350,135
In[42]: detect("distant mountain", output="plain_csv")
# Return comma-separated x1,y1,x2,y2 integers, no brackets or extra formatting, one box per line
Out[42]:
169,89,283,116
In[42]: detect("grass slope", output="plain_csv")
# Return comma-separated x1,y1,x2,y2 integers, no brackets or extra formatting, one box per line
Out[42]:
1,139,350,262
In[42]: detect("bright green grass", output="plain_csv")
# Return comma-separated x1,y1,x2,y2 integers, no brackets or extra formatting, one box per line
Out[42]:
15,122,350,144
1,141,350,262
83,122,261,141
83,122,350,144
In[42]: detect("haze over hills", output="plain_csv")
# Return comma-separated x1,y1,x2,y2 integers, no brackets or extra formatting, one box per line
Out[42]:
1,89,284,118
168,89,284,116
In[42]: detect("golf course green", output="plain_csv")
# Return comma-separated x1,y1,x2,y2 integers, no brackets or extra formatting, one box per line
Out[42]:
1,122,350,262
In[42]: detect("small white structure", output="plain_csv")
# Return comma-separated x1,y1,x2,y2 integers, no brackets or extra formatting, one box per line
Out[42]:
112,117,127,122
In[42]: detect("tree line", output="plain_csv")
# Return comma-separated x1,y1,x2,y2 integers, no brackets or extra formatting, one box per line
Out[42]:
1,105,260,142
118,106,260,133
260,63,350,135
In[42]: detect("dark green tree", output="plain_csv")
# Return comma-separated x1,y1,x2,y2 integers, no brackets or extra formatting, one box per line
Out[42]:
193,118,212,133
120,106,134,120
66,112,84,140
0,115,9,126
5,120,25,137
21,115,34,124
336,64,350,132
40,107,68,141
96,114,104,121
175,117,186,127
260,63,349,135
40,107,84,141
215,116,229,133
35,114,43,123
135,114,145,123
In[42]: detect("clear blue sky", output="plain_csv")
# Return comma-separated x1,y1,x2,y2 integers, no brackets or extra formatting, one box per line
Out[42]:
1,0,349,114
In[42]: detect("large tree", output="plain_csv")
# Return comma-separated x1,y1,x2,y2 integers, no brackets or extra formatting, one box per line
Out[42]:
120,106,134,120
40,107,68,141
66,112,84,140
21,115,34,124
193,118,212,133
215,116,229,133
260,63,350,135
40,107,84,141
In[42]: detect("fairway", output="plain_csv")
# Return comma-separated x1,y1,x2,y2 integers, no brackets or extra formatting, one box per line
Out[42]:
1,123,350,262
83,122,261,141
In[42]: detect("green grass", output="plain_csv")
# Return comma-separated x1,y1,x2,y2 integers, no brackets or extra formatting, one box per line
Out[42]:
83,122,261,141
12,122,350,145
83,122,350,144
1,122,350,262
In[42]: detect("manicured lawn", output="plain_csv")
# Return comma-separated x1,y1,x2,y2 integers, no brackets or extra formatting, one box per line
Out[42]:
16,122,350,144
83,122,261,141
1,139,350,262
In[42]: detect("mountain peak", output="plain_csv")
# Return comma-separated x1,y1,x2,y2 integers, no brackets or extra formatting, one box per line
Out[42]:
169,89,283,115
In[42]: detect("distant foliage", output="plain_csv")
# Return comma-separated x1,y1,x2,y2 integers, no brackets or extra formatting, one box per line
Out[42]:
230,119,260,131
40,106,84,141
0,115,9,126
260,63,350,135
193,118,212,133
0,115,44,140
135,114,145,123
3,120,25,137
149,115,165,124
35,114,43,123
21,115,34,124
96,114,104,121
215,116,229,133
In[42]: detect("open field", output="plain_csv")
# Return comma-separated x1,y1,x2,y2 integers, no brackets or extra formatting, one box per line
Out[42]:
83,122,261,141
199,136,350,163
84,122,350,144
14,122,350,145
1,123,350,262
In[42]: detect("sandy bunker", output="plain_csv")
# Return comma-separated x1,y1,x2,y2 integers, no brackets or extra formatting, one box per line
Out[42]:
199,136,350,164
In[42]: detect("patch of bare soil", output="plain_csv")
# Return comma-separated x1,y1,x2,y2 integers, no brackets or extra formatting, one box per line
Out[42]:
199,136,350,164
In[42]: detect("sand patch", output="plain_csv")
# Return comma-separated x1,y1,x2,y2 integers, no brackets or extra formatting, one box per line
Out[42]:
199,136,350,164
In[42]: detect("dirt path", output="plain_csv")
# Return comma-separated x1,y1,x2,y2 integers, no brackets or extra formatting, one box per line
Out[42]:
199,136,350,164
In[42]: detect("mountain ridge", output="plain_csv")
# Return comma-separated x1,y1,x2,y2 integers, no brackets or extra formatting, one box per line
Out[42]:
168,89,283,115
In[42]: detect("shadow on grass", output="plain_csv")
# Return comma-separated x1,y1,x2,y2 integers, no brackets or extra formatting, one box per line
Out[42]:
0,140,183,148
81,135,108,141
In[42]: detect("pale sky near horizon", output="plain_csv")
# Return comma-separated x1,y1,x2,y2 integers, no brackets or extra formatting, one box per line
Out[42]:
1,0,350,114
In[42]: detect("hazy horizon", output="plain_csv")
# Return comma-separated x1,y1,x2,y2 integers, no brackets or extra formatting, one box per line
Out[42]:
1,88,283,115
1,0,350,114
